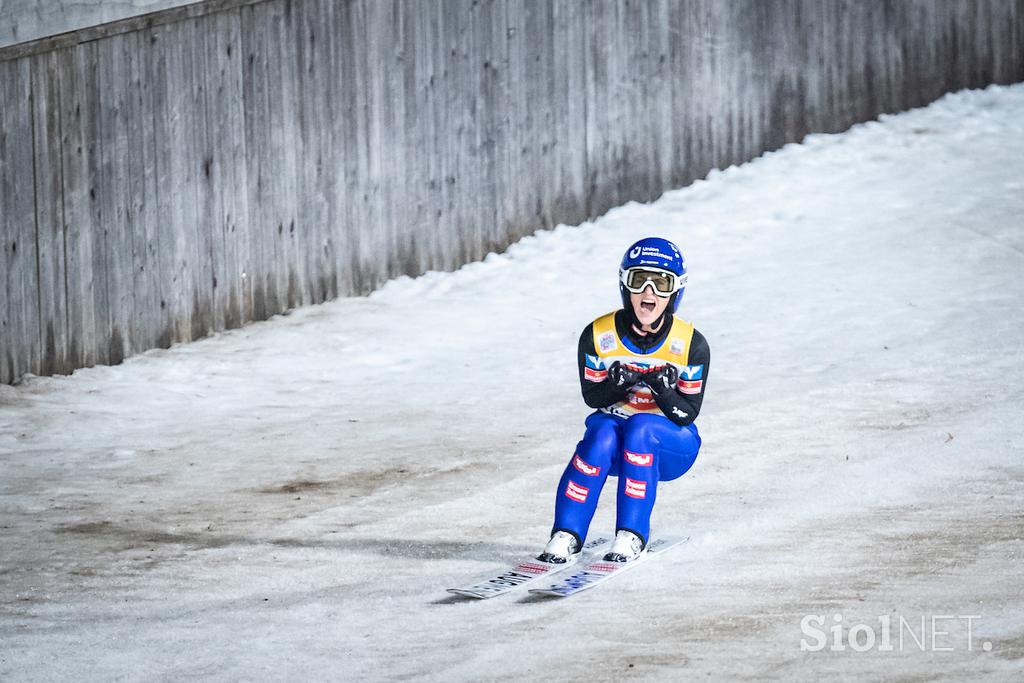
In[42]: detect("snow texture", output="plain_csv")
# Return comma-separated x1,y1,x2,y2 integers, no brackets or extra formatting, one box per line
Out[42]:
2,84,1023,681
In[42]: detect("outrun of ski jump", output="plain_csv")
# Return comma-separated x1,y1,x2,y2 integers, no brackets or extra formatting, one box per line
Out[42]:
3,6,1024,682
3,82,1023,680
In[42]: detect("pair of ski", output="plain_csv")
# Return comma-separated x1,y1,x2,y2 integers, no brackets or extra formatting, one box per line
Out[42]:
447,534,688,599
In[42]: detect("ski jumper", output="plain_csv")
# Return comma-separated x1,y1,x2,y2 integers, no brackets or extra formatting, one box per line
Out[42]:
551,309,710,545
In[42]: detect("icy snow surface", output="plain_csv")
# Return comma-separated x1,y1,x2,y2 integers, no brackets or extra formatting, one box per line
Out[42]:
2,84,1023,681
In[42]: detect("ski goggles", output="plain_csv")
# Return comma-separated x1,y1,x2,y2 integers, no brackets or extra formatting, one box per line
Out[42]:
619,267,684,297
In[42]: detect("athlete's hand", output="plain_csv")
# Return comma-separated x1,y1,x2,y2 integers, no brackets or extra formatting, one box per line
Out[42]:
607,361,644,389
642,364,678,394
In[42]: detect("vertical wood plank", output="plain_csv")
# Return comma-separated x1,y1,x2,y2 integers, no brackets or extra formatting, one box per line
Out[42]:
270,0,302,310
551,0,587,229
125,29,160,353
294,0,324,304
144,26,174,348
151,20,193,344
200,11,228,332
184,17,214,341
58,42,110,369
203,9,249,329
240,2,269,320
320,0,345,300
30,50,69,377
189,13,223,336
502,0,524,241
1,58,41,382
398,0,425,275
97,33,133,364
350,0,377,290
334,0,360,294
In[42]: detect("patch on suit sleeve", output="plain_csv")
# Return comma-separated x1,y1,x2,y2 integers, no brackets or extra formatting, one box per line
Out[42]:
584,354,608,382
678,364,704,395
624,478,647,499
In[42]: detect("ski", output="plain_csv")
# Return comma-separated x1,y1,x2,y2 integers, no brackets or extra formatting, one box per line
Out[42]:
527,535,688,598
447,535,613,599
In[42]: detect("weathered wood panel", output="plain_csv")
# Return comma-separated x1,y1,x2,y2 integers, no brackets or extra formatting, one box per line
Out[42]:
1,58,41,381
201,10,248,331
125,29,162,353
58,42,111,371
97,33,134,364
29,50,69,376
151,20,192,346
2,0,1024,383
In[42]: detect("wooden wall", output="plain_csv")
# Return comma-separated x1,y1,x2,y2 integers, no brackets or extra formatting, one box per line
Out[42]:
2,0,1023,383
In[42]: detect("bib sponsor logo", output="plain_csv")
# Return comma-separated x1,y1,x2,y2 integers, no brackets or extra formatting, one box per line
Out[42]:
624,477,647,499
670,339,685,355
624,451,653,467
679,379,703,395
598,332,616,353
572,455,601,477
565,481,589,503
682,365,703,380
627,389,657,410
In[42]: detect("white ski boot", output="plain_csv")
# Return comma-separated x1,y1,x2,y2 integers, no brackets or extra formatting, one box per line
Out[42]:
603,530,645,563
537,530,581,564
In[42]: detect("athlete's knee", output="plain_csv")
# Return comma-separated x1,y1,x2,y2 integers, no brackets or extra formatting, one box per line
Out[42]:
622,413,664,450
581,414,622,456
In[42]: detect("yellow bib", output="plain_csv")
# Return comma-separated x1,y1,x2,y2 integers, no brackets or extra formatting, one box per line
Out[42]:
590,311,695,418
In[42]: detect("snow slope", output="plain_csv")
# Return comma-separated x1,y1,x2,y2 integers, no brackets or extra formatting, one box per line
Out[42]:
2,84,1023,681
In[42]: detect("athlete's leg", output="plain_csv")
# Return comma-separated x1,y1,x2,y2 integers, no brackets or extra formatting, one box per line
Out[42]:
615,414,701,543
551,411,623,544
658,422,701,481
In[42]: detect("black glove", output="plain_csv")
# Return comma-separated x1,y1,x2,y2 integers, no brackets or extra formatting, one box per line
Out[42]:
641,364,679,394
607,361,644,389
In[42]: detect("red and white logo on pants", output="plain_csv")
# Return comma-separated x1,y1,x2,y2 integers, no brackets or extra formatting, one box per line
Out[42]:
565,481,589,503
624,478,647,499
572,455,601,476
624,451,653,466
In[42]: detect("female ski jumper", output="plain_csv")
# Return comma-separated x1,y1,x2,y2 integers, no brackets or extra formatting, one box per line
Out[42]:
543,237,709,562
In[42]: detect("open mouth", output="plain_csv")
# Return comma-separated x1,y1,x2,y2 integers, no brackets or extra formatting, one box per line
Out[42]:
640,299,657,313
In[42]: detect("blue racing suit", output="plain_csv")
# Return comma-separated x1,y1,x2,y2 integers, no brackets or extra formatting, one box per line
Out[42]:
551,309,710,546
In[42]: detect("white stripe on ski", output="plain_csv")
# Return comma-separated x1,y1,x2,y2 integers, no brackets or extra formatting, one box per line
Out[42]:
447,535,613,599
527,536,688,598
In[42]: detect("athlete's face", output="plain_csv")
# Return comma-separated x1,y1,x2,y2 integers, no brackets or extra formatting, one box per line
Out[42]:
629,284,669,327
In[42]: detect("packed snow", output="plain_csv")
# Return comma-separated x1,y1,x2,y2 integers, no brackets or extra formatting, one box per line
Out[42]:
2,83,1023,681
